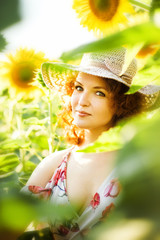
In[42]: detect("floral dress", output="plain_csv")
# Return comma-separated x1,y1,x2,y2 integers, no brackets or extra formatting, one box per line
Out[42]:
22,150,121,240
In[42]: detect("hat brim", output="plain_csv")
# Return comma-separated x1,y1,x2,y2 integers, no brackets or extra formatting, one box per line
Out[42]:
41,62,160,111
41,62,131,88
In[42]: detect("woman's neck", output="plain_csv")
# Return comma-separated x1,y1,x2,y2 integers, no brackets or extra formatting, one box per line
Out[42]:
77,127,106,150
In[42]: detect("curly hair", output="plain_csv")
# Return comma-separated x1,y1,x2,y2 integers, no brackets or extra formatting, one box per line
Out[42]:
57,74,145,146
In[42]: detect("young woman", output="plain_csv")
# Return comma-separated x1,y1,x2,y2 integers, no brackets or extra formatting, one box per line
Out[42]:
21,48,160,240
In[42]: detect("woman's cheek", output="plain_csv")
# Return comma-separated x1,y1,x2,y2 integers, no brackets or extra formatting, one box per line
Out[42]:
71,94,77,113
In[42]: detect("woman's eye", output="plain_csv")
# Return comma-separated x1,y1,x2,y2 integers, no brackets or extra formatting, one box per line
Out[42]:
96,91,105,97
75,86,83,91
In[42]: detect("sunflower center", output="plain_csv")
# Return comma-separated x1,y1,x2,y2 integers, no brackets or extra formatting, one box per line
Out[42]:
11,63,34,88
89,0,119,21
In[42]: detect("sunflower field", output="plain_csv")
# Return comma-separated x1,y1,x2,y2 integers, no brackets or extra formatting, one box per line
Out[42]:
0,0,160,240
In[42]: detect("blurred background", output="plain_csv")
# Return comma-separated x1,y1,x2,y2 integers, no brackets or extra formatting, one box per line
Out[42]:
1,0,95,58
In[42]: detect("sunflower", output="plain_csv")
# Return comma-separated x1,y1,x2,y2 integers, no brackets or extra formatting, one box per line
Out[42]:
136,42,160,70
136,43,160,59
72,0,134,36
0,48,48,98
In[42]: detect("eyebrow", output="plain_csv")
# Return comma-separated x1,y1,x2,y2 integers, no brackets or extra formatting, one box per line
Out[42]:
75,80,108,91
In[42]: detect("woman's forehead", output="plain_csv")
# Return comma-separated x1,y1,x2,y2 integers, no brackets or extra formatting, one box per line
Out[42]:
76,72,108,87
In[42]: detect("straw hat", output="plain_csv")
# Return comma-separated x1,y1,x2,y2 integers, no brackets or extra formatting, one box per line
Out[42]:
41,48,160,111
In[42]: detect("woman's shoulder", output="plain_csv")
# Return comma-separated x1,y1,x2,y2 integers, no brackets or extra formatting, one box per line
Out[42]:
26,147,72,187
43,147,71,165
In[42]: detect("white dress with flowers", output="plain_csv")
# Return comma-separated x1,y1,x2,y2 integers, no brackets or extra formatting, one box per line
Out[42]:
22,150,121,240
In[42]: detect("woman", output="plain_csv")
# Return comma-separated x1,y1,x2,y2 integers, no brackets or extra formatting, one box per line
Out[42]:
21,47,160,240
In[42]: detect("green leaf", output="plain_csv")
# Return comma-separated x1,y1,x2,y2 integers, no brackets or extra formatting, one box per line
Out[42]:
150,0,160,17
129,0,150,10
127,50,160,93
35,71,49,89
78,126,123,153
88,216,159,240
24,161,36,173
0,132,8,142
0,172,19,190
121,43,144,74
22,105,47,120
0,139,31,151
0,195,37,230
0,153,19,175
0,0,21,31
0,33,7,52
127,66,160,93
23,117,49,126
60,22,160,61
30,135,49,150
0,190,77,231
115,114,160,218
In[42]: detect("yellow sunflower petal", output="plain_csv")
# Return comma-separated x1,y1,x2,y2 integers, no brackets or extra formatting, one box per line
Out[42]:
0,48,48,99
73,0,135,36
136,43,160,59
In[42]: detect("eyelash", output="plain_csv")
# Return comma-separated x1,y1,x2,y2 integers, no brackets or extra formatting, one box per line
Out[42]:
74,85,106,97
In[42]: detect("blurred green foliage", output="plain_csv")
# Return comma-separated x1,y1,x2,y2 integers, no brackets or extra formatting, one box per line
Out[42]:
0,90,67,183
0,0,21,31
60,22,160,62
128,49,160,93
150,0,160,18
87,111,160,240
0,33,7,51
0,0,21,52
0,89,68,238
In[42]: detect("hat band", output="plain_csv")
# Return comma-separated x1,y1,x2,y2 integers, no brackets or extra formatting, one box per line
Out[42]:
80,59,132,85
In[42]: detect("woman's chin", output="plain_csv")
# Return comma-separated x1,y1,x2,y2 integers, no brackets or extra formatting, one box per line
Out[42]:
73,120,90,129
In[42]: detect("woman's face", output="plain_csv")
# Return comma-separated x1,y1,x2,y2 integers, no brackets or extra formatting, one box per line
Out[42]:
71,72,114,132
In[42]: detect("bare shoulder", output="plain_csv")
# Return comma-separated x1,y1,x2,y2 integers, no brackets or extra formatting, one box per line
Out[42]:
26,148,71,187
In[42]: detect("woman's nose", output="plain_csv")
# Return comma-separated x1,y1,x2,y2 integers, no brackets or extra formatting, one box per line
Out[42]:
79,91,90,107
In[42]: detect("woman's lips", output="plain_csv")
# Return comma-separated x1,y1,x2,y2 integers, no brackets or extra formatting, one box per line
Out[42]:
76,110,91,117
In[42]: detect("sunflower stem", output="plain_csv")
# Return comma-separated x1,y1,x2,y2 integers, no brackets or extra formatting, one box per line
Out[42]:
48,93,54,154
129,0,150,11
53,122,61,152
16,108,26,172
8,99,16,132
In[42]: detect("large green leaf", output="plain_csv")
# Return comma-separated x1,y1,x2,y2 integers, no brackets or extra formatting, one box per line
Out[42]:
60,22,160,62
0,153,19,175
77,126,124,153
88,215,160,240
0,190,76,231
87,112,160,240
127,49,160,93
115,113,160,218
0,0,21,31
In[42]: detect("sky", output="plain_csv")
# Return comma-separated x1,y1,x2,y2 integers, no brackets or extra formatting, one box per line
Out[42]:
2,0,96,59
